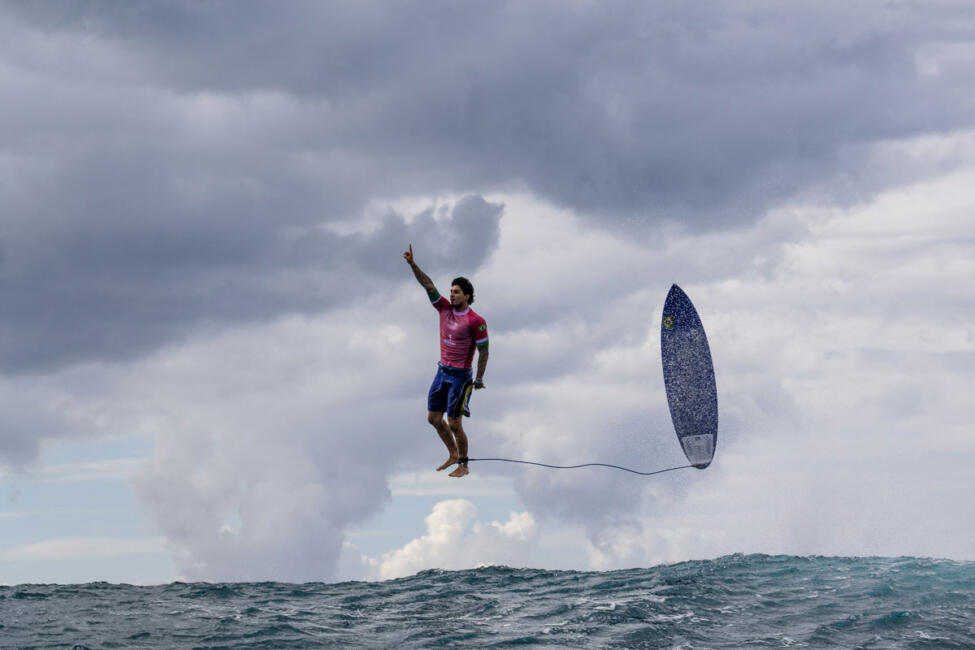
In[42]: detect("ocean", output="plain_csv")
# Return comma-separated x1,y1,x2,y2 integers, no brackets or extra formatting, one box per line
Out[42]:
2,554,973,648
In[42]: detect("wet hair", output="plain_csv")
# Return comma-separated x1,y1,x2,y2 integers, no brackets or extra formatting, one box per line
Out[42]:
451,276,474,304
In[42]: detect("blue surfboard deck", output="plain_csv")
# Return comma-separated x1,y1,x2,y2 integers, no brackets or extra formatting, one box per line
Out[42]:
660,284,718,469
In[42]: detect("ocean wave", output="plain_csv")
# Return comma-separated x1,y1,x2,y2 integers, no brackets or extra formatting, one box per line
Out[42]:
1,554,973,648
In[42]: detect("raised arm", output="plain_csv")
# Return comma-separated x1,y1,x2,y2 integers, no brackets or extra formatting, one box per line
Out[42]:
403,244,439,300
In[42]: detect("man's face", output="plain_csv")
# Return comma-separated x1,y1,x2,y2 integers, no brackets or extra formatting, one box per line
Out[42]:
450,285,469,308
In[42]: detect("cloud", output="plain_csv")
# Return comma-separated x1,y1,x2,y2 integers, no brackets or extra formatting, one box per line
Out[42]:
8,1,975,224
24,457,148,483
0,509,99,520
3,2,975,376
585,524,703,571
2,536,166,561
0,190,501,373
347,499,538,581
0,369,113,470
127,307,421,582
389,470,515,497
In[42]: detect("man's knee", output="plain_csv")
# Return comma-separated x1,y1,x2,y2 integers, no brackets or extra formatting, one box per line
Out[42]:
428,411,445,426
447,415,464,430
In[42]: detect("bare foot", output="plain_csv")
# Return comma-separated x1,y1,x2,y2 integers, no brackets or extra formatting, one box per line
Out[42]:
437,456,459,471
448,465,469,478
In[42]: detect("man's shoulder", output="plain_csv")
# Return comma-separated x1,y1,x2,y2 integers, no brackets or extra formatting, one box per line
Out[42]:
468,310,487,337
432,294,450,311
468,308,486,324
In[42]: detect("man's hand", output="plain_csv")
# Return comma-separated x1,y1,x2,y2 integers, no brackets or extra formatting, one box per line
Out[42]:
473,379,486,390
406,244,438,297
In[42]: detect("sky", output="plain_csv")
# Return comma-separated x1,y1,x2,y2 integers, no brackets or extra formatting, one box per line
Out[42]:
1,0,974,585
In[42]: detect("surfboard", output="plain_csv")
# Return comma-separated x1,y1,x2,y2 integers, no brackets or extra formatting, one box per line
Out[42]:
661,284,718,469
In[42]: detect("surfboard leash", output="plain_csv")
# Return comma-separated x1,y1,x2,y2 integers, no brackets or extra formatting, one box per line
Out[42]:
463,457,693,476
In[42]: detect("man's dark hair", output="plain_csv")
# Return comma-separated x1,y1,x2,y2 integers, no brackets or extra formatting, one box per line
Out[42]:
452,277,474,304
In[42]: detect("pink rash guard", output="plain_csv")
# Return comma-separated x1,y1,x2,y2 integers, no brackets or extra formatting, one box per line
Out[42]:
432,294,488,369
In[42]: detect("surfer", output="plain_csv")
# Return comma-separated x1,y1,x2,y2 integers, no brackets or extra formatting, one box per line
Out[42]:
403,244,489,478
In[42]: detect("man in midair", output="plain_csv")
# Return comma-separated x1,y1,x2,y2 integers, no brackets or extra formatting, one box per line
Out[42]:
403,244,489,478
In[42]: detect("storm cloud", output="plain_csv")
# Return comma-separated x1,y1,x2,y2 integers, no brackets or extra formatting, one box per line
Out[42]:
4,1,975,373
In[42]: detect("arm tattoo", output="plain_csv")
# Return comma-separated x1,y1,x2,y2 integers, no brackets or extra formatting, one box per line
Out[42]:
410,262,438,298
476,344,489,380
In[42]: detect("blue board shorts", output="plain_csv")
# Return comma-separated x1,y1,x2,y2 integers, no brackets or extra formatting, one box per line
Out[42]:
428,363,475,418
